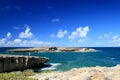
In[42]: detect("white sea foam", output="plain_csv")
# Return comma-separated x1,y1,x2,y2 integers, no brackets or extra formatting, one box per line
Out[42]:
41,63,61,70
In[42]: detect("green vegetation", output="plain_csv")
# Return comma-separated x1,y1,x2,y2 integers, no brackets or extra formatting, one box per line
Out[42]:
0,69,37,80
38,70,53,73
0,69,54,80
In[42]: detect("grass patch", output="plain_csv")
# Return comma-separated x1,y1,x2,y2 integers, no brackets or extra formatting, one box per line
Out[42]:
38,70,53,74
0,69,37,80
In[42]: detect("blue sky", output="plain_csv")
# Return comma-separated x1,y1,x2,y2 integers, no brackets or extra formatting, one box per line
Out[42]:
0,0,120,47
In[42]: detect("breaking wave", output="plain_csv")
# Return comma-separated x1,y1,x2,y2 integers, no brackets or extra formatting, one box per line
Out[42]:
41,63,61,70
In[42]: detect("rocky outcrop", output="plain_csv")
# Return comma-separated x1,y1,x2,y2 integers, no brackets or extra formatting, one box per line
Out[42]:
57,47,96,52
30,65,120,80
0,55,49,73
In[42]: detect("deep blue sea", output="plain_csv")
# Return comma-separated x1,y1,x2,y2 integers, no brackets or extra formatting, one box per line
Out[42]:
0,47,120,71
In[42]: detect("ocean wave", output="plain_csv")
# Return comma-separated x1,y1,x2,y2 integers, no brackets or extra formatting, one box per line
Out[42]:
41,63,61,70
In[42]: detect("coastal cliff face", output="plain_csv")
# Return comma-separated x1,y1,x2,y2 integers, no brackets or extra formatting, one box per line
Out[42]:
0,55,49,73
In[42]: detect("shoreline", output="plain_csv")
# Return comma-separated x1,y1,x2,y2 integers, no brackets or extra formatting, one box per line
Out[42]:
30,64,120,80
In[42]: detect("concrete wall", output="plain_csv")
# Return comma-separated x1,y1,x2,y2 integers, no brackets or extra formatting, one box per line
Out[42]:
0,55,49,73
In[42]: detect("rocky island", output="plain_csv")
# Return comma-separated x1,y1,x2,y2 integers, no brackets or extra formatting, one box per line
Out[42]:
7,47,96,53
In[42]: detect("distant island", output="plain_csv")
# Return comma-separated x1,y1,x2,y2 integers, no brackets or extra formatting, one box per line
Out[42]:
7,47,96,53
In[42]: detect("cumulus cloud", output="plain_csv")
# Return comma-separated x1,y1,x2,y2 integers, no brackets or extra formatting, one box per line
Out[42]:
19,25,33,39
0,32,12,46
14,39,22,44
51,18,60,22
0,24,55,47
68,26,89,41
50,29,68,38
57,29,68,38
50,34,55,37
0,38,7,46
6,32,12,39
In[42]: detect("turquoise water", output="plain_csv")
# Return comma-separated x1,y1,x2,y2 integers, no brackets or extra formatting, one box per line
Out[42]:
0,47,120,71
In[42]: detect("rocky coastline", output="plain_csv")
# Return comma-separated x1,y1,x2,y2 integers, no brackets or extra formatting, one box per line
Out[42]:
30,65,120,80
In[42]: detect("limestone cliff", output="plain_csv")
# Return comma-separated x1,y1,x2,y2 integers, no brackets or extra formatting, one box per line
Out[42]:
0,55,49,73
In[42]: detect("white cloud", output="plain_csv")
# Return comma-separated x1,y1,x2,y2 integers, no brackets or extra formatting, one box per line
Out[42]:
68,26,89,41
19,25,33,39
98,32,112,40
50,29,68,38
57,29,68,38
111,35,119,43
78,38,87,43
21,39,55,47
98,36,102,39
50,34,55,37
14,39,22,44
78,39,82,43
0,38,7,45
107,35,120,46
112,35,118,40
0,24,55,47
104,34,108,38
0,38,55,47
6,39,22,46
97,33,120,46
6,32,12,39
51,18,60,22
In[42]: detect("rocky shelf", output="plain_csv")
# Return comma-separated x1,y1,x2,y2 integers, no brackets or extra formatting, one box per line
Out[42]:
30,65,120,80
0,54,49,73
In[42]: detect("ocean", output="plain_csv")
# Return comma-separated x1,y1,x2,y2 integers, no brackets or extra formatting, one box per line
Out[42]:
0,47,120,71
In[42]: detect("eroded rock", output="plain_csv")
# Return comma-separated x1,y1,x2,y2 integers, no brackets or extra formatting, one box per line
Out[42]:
0,55,49,72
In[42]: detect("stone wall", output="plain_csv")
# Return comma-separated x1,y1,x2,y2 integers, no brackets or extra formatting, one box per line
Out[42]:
0,55,49,73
